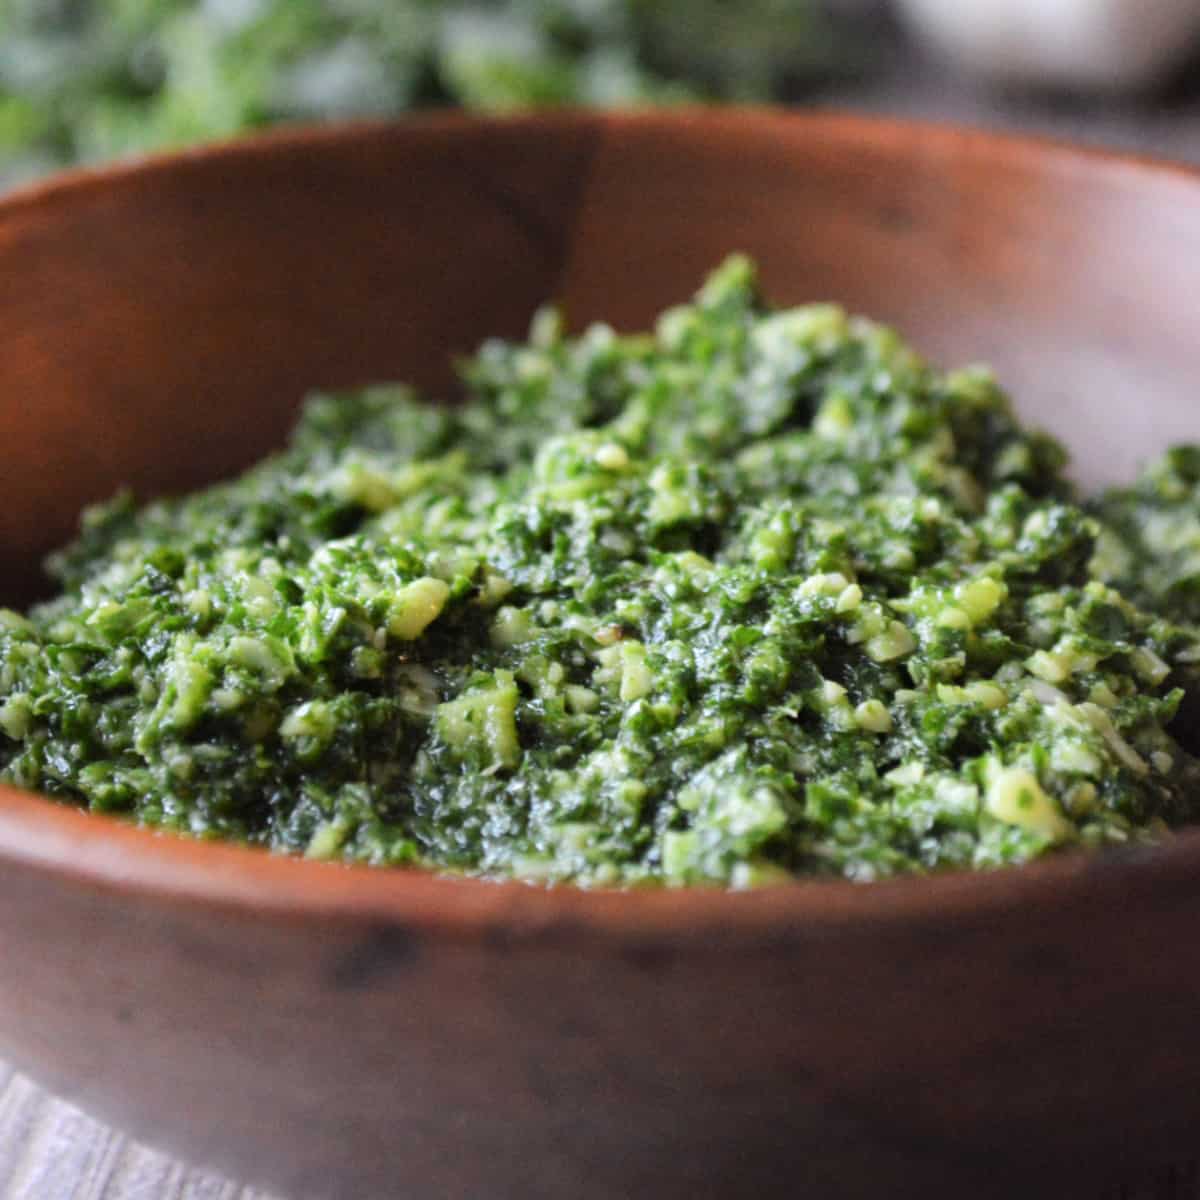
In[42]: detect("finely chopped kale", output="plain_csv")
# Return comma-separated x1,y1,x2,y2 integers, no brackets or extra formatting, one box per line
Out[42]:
0,0,859,189
5,256,1200,885
1090,447,1200,627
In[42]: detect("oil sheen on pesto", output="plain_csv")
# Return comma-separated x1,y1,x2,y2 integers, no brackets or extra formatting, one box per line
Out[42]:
4,257,1200,886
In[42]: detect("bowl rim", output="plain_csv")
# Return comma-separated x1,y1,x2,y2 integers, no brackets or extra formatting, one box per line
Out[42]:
5,105,1200,941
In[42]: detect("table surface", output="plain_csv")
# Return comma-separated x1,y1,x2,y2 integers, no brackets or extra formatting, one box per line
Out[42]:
5,62,1200,1200
0,1064,273,1199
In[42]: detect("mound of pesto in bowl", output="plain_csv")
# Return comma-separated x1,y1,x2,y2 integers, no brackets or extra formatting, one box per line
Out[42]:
4,256,1200,887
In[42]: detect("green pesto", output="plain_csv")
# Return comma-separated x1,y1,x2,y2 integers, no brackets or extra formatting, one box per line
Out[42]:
0,1,852,190
5,257,1200,887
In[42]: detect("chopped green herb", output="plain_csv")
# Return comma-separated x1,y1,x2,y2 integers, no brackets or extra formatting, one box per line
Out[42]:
0,0,857,189
5,256,1200,886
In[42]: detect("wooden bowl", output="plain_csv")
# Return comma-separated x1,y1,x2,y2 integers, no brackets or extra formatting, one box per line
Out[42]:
3,110,1200,1200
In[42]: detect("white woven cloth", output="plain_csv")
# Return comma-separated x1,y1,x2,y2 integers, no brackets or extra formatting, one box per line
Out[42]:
0,1064,272,1200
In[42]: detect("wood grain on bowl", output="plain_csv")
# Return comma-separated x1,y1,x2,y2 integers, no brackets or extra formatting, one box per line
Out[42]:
3,110,1200,1199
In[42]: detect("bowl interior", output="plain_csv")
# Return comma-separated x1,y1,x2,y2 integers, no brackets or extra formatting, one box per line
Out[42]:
4,110,1200,612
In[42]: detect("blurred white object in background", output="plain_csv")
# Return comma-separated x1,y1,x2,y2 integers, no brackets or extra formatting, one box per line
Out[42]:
896,0,1200,93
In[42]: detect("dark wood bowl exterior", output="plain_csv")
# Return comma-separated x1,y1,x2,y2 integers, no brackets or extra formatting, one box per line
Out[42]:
2,111,1200,1198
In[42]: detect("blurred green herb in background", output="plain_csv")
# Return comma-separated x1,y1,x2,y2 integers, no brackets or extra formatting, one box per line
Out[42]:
0,0,866,186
